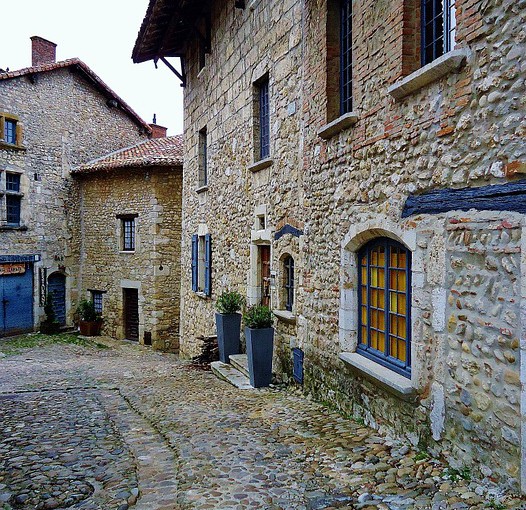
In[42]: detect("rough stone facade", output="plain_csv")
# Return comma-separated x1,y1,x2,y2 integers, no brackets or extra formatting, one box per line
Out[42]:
151,0,526,491
74,163,182,351
0,43,150,333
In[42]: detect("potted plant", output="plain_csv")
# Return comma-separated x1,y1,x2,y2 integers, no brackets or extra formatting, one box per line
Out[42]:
215,290,245,363
243,304,274,388
77,298,103,336
40,293,60,334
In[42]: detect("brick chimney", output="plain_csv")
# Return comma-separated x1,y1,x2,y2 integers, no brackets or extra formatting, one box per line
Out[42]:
149,115,167,138
31,36,57,66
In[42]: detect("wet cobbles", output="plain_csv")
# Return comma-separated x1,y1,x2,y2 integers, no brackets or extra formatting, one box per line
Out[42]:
0,337,525,509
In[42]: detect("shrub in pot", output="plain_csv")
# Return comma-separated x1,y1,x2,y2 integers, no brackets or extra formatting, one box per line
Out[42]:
243,305,274,388
40,292,60,334
215,290,245,363
77,299,103,336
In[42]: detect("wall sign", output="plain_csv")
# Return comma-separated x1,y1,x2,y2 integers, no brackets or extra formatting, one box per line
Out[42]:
0,263,26,276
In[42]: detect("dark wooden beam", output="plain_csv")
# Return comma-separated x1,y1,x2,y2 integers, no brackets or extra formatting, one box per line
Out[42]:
235,0,246,8
159,57,186,87
402,179,526,218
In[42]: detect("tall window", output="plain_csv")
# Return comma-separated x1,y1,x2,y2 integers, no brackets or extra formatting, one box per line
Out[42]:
3,172,22,226
192,233,212,296
284,255,294,312
4,120,16,145
358,238,411,377
422,0,456,66
0,114,21,146
254,75,270,161
340,0,353,114
119,216,136,251
199,127,207,187
90,291,104,315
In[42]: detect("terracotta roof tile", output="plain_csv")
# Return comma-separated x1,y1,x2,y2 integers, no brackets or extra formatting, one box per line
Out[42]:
73,135,184,174
0,58,151,133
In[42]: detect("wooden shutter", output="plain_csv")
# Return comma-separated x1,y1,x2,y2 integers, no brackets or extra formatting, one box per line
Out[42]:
204,233,212,297
191,234,198,292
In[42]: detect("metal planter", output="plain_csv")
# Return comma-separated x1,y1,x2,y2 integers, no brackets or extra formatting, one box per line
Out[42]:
215,312,242,363
245,326,274,388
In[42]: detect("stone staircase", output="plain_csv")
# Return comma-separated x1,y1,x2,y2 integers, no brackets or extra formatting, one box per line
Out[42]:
211,353,254,390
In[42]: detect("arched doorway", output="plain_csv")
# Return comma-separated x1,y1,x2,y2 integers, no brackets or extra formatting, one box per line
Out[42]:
48,272,66,326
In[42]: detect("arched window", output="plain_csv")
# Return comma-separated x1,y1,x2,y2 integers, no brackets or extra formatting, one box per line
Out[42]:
283,255,294,312
358,238,411,377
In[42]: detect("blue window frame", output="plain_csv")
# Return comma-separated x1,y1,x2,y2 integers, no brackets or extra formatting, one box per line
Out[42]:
284,255,294,312
6,195,21,225
421,0,456,66
5,119,16,144
340,0,353,115
259,78,270,160
357,238,411,378
6,173,20,192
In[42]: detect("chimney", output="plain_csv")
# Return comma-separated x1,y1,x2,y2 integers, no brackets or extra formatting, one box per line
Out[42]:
149,115,167,138
31,36,57,66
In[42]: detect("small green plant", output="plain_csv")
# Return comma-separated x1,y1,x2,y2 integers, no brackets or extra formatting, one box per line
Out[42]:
443,466,471,482
414,449,431,461
76,299,101,322
243,304,273,329
216,290,245,314
485,500,506,510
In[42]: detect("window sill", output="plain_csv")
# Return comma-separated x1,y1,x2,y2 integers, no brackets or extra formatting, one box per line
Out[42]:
339,352,416,400
318,112,359,140
119,250,136,254
388,49,469,101
272,309,296,324
0,225,27,231
248,158,273,173
195,291,210,300
0,141,26,151
196,185,209,194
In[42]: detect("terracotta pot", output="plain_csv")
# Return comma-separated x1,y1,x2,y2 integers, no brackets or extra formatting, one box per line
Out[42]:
79,320,102,336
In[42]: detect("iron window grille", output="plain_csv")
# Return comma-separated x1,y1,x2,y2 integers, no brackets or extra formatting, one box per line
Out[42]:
357,238,412,378
340,0,353,115
122,218,135,251
259,78,270,160
199,127,208,187
6,195,21,225
6,173,20,192
284,255,294,312
421,0,456,66
91,291,103,315
4,119,16,144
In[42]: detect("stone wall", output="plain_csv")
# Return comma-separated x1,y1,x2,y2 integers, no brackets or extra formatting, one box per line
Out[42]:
76,167,182,351
0,67,148,328
178,0,525,489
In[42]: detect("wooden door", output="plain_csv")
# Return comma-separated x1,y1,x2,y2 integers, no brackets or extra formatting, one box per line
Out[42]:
123,288,139,341
260,245,271,307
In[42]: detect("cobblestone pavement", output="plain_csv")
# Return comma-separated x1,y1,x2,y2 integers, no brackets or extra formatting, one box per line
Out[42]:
0,336,524,510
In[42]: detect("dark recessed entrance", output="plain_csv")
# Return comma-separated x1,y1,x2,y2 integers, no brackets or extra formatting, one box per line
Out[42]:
123,288,139,341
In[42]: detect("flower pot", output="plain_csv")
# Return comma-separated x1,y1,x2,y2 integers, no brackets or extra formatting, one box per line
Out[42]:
245,326,274,388
215,312,242,363
79,319,102,336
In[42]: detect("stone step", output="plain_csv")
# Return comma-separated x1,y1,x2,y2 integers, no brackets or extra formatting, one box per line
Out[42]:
211,361,253,390
229,354,249,378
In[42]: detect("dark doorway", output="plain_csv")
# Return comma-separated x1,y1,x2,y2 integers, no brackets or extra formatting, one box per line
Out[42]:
259,245,271,307
123,288,139,341
48,272,66,326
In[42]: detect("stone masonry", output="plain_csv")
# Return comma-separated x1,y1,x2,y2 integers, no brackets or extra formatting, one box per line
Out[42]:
133,0,526,492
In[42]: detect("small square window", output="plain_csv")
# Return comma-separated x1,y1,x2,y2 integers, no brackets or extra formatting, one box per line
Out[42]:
121,218,136,251
6,173,20,192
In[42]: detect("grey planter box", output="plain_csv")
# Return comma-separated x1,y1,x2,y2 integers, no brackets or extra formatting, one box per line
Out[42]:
245,326,274,388
215,312,241,363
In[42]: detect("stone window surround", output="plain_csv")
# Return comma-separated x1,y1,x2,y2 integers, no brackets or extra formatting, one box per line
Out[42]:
0,168,25,228
116,214,138,253
339,216,424,398
272,250,297,324
0,112,25,151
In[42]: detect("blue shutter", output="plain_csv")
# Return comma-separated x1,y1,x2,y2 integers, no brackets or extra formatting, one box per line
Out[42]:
204,233,212,297
191,234,198,292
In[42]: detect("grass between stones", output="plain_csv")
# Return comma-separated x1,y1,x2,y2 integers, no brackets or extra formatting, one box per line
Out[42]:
0,332,109,356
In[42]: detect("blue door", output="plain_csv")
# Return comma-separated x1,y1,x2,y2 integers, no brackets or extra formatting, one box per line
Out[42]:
48,273,66,326
0,264,34,336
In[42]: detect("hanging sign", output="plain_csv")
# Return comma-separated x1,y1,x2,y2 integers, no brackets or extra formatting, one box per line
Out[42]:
0,263,26,276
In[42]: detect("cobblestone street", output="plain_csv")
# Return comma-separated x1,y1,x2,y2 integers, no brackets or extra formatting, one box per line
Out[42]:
0,336,524,510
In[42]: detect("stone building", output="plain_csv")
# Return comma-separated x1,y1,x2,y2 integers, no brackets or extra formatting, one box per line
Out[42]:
133,0,526,492
71,133,183,351
0,36,151,335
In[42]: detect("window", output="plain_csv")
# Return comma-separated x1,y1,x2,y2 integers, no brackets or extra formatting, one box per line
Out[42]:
358,238,411,377
90,291,104,315
283,255,294,312
339,0,353,114
198,127,207,187
118,215,137,251
254,75,270,161
2,172,22,226
0,114,22,147
192,233,211,296
422,0,456,66
4,120,16,145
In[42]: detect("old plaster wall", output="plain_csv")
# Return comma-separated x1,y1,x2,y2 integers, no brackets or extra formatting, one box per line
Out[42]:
77,167,182,351
0,68,148,326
